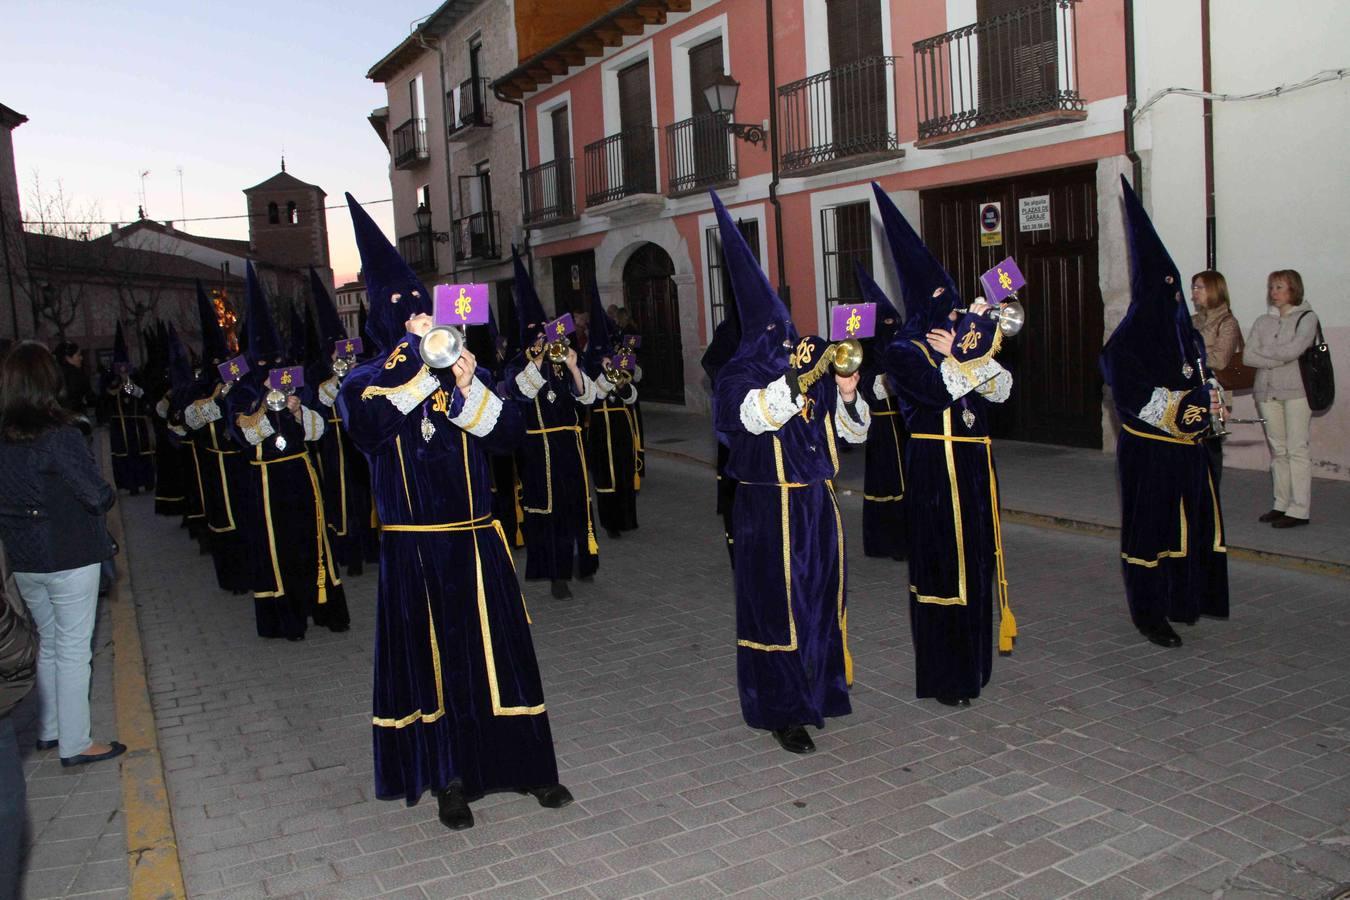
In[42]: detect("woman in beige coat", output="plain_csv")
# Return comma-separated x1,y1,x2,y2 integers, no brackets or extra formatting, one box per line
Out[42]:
1244,270,1319,527
1190,270,1241,479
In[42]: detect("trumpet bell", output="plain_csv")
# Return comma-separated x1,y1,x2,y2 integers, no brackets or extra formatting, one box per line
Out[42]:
332,357,351,378
831,339,864,376
546,340,569,364
265,388,288,412
992,301,1026,337
421,325,464,370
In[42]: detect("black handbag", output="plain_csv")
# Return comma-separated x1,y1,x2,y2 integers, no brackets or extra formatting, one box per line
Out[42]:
1297,312,1335,412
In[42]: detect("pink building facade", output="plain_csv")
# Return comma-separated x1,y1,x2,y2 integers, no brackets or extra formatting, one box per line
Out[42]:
498,0,1132,451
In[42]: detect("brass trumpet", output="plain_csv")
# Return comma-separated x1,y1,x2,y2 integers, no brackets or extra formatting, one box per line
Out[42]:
954,300,1026,337
265,387,289,412
545,338,570,364
331,356,352,378
420,325,464,370
829,339,864,376
604,361,633,388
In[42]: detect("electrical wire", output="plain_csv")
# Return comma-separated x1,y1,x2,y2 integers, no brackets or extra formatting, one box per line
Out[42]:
1133,67,1347,120
20,197,393,229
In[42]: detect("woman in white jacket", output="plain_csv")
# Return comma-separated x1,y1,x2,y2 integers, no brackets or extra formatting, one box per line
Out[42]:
1244,270,1319,527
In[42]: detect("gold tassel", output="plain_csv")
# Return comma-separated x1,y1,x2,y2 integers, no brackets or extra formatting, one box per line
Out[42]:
633,472,640,491
841,608,854,687
587,527,599,557
999,605,1016,653
513,478,525,547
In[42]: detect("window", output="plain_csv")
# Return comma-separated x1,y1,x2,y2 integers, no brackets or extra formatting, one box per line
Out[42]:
417,184,431,213
286,201,298,225
267,202,279,225
820,202,872,313
409,74,425,120
706,218,759,328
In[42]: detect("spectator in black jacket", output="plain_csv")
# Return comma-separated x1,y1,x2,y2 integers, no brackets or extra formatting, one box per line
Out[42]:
1,538,38,900
54,340,93,417
0,342,124,768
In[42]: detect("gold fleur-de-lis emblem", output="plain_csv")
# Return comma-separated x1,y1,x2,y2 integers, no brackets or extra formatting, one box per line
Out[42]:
280,371,292,385
455,287,472,321
345,341,354,354
846,308,861,336
555,321,566,338
229,362,240,376
1182,405,1204,426
957,322,982,353
998,268,1013,291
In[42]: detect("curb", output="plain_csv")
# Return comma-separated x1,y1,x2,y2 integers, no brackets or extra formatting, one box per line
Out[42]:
101,437,187,900
644,445,1350,581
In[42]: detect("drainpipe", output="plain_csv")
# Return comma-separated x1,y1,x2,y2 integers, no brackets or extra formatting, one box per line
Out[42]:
494,86,533,282
1200,0,1216,269
418,33,459,280
1122,0,1143,191
766,0,788,306
0,191,19,337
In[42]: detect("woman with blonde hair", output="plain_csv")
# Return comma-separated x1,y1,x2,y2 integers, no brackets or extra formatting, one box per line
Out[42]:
1191,270,1241,479
1245,269,1319,527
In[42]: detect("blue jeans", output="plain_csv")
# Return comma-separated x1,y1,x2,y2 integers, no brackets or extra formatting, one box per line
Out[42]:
0,715,24,900
12,564,102,758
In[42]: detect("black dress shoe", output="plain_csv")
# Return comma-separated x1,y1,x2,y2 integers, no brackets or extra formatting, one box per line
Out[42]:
521,784,574,809
1258,509,1285,523
436,786,474,830
35,739,58,751
1140,622,1182,648
286,634,305,642
328,623,350,633
935,696,971,708
61,742,127,768
550,579,573,599
1272,515,1309,529
606,528,622,540
772,726,815,754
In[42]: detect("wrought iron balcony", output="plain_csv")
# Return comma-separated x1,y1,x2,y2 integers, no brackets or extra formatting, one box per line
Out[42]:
914,0,1085,147
452,210,501,263
396,232,436,272
521,158,576,227
584,126,659,207
392,118,430,168
449,77,493,136
665,113,737,196
778,56,903,175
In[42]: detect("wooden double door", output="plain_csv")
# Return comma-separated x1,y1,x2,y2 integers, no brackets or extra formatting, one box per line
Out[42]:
920,165,1103,448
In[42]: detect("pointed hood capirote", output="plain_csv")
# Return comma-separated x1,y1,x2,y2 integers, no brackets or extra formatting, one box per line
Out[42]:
309,268,347,346
511,246,548,348
113,321,130,368
166,324,193,395
712,190,796,380
582,277,616,378
288,307,307,367
346,192,431,353
871,182,960,339
1102,176,1204,389
243,261,285,365
196,281,230,365
854,261,902,344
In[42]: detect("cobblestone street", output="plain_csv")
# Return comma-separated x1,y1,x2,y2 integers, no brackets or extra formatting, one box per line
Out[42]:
34,448,1350,899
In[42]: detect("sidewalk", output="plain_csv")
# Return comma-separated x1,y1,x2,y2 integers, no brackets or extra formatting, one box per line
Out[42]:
638,405,1350,576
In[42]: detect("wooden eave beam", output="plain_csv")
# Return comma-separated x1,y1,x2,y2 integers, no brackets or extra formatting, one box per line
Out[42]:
526,65,551,82
595,25,623,47
576,36,604,56
614,14,646,35
559,46,586,66
511,75,537,93
635,4,667,24
665,0,692,11
541,56,569,76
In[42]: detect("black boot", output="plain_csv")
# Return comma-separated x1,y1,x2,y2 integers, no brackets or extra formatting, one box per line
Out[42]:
550,578,572,599
771,726,815,754
437,785,474,830
1139,621,1182,648
935,696,971,708
521,784,574,809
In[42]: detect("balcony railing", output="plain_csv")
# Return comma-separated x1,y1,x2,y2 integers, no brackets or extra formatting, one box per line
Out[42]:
665,113,737,196
452,210,501,263
392,118,430,168
914,0,1084,147
584,126,658,207
396,232,436,272
449,77,493,135
778,56,902,175
521,158,576,227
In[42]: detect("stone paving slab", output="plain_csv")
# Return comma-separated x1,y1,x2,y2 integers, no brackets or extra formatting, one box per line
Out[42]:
112,450,1350,899
640,406,1350,572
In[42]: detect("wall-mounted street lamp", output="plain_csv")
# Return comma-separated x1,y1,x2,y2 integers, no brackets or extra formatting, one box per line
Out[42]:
703,74,766,146
414,204,451,242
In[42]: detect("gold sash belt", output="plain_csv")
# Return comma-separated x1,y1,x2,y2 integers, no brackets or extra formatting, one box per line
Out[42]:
1121,422,1201,445
383,514,496,533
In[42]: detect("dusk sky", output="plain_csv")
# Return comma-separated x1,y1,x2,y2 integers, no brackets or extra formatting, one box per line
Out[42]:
2,0,442,283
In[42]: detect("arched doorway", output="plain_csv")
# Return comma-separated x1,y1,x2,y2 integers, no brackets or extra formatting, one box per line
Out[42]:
622,243,684,404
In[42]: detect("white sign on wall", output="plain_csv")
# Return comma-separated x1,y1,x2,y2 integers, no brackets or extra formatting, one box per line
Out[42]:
1019,195,1051,232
